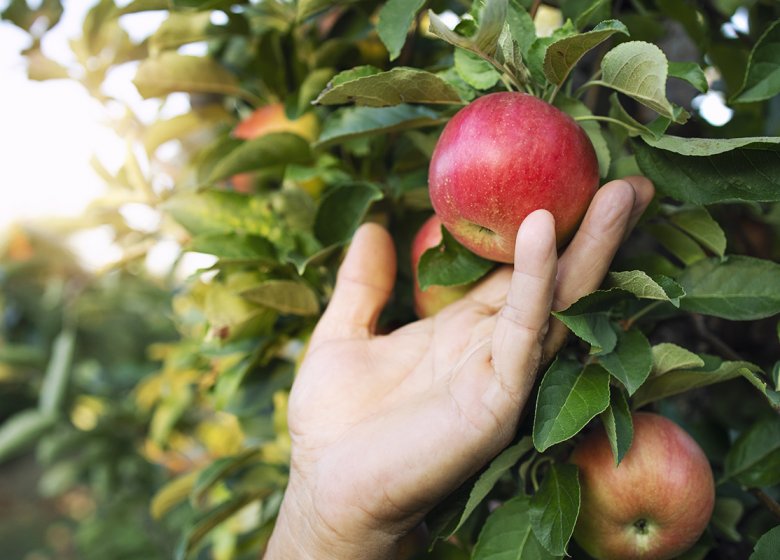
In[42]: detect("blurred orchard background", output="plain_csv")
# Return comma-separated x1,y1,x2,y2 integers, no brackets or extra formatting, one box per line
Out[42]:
2,0,780,559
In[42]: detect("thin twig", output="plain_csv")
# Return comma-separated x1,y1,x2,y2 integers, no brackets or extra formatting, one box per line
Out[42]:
530,0,543,19
750,488,780,522
691,315,742,361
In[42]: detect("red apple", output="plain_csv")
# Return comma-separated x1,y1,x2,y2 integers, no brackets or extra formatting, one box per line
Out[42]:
231,104,319,193
411,216,471,318
570,412,715,560
428,92,599,263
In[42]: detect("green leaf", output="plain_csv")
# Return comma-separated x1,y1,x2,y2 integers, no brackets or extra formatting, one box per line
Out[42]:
599,328,652,395
632,356,760,409
751,526,780,560
711,497,743,542
551,312,616,353
607,270,684,306
634,138,780,204
563,0,610,30
668,61,708,93
241,280,320,316
678,256,780,320
641,134,780,156
669,207,726,257
740,369,780,413
533,360,611,452
133,53,240,99
148,12,226,54
555,96,610,178
0,409,56,463
529,463,580,556
39,329,76,415
143,106,231,155
455,49,502,90
297,0,347,21
207,133,313,182
733,20,780,103
593,41,677,120
472,496,559,560
651,343,705,377
724,417,780,488
418,227,494,290
188,232,278,264
600,388,633,465
316,105,443,147
314,183,383,246
429,0,507,59
376,0,427,61
543,20,628,86
646,223,707,266
314,67,463,107
448,437,534,537
506,0,536,56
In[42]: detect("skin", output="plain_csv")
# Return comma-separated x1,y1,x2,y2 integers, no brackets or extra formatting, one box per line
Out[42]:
429,92,600,263
264,177,655,559
411,215,471,318
570,412,715,560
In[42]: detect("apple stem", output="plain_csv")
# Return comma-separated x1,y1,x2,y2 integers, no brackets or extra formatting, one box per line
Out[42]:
573,115,643,136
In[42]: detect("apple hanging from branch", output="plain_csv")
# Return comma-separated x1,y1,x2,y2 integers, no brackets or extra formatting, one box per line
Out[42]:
570,412,715,560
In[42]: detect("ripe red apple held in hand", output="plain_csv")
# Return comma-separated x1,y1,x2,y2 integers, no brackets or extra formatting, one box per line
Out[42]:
429,92,599,263
570,412,715,560
411,216,471,318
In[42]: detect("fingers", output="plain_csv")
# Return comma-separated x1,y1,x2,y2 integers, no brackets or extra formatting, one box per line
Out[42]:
311,223,397,345
491,210,558,400
542,177,655,360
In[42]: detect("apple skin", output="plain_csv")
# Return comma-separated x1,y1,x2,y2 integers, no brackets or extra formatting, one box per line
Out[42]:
231,104,319,193
411,216,471,318
428,92,599,263
570,412,715,560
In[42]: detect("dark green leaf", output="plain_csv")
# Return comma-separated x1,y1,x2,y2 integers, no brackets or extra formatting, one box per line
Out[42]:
241,280,320,316
600,388,633,465
418,226,494,290
533,360,611,452
316,105,443,147
449,437,534,537
650,343,704,376
315,67,463,107
530,463,580,556
647,223,707,266
733,20,780,103
472,495,559,559
668,61,708,93
599,328,652,395
632,356,760,409
724,417,780,487
376,0,427,61
314,183,383,246
751,526,780,560
669,207,726,257
551,312,617,353
543,20,628,86
207,133,313,182
634,139,780,204
711,497,743,542
678,256,780,320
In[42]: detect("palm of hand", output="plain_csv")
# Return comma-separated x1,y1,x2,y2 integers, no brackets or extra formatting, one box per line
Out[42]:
290,293,531,534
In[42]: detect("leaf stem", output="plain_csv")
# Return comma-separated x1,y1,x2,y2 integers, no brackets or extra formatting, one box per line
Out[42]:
529,455,554,493
573,115,641,135
623,301,663,330
530,0,542,19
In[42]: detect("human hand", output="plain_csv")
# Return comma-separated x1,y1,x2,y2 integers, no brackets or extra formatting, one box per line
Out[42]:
264,177,655,559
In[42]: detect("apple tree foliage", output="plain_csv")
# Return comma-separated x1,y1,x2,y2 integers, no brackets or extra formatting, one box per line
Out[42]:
2,0,780,558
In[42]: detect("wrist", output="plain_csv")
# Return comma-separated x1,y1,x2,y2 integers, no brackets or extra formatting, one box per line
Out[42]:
264,478,400,560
